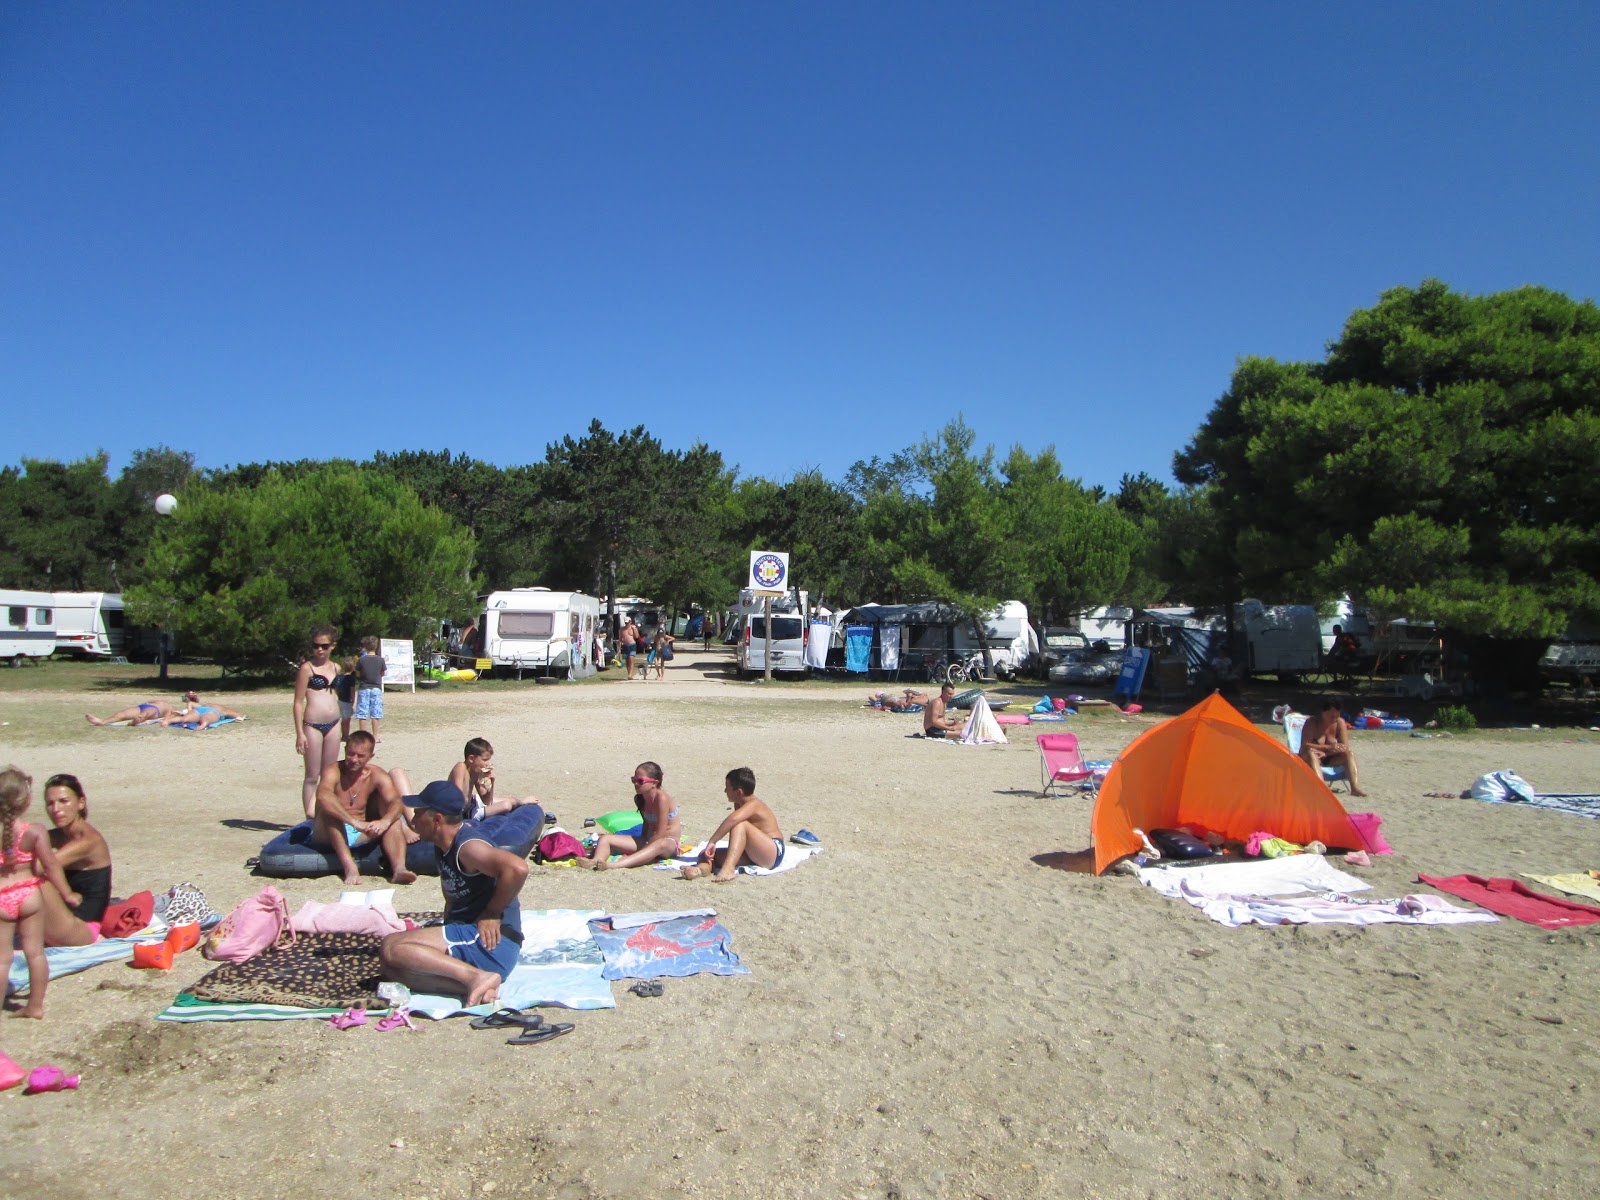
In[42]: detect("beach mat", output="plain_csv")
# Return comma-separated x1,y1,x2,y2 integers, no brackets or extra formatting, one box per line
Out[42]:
1523,872,1600,904
589,912,749,981
1419,874,1600,929
9,923,168,995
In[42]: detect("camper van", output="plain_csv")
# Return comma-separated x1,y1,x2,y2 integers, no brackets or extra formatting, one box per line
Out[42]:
736,588,809,677
481,588,603,679
950,600,1041,679
1,590,57,665
1235,600,1322,678
52,591,128,658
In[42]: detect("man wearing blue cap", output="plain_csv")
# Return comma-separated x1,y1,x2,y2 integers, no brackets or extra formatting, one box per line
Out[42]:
378,779,530,1007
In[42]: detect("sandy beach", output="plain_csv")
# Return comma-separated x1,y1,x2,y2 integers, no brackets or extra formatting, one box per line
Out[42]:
4,651,1599,1199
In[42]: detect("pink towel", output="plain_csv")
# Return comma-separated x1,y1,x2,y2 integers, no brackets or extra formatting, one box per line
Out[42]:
1417,874,1600,929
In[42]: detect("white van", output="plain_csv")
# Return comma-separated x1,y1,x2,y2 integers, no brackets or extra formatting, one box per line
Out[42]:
736,589,809,677
52,591,127,658
481,588,603,679
1,590,57,665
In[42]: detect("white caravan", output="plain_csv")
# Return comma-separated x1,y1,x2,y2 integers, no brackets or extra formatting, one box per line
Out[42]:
481,588,603,679
950,600,1041,678
1236,599,1322,677
1,590,58,665
52,591,128,658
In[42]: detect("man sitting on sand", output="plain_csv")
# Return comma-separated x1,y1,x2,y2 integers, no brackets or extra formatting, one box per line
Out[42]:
85,691,199,726
1300,700,1369,796
578,761,681,870
378,780,529,1009
922,683,963,738
681,766,784,883
309,731,418,886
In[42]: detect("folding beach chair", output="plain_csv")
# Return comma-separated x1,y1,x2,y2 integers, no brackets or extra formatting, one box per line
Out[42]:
1038,732,1094,798
1283,712,1350,790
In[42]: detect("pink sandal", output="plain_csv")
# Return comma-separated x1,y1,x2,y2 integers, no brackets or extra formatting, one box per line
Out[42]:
375,1006,416,1032
24,1065,81,1094
327,1006,368,1030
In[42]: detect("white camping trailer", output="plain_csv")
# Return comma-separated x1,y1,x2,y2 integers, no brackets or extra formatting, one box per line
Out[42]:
1,590,58,665
52,591,127,658
951,600,1041,678
481,588,602,679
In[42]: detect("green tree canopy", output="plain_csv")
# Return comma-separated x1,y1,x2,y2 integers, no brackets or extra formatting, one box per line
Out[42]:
125,464,480,670
1175,280,1600,639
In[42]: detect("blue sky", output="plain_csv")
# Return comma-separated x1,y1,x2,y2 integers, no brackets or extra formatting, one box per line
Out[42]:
4,3,1596,493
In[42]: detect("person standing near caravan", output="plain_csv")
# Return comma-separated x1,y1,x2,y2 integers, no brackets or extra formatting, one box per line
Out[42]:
355,636,386,742
619,617,641,679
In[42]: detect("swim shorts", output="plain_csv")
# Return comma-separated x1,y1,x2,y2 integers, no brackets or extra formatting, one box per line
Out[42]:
354,687,384,720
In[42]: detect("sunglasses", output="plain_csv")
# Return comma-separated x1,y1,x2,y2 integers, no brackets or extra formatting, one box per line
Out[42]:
630,776,656,785
313,642,334,649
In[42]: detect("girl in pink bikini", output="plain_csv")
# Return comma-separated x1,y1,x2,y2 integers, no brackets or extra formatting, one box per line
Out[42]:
1,766,82,1019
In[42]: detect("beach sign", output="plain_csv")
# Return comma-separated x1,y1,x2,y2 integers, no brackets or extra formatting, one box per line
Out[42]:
748,550,790,597
381,638,416,692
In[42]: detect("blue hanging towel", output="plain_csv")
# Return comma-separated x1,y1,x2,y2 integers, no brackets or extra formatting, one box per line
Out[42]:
845,625,874,673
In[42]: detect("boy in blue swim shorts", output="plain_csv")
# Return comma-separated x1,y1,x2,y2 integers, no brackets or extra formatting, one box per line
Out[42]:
378,780,529,1008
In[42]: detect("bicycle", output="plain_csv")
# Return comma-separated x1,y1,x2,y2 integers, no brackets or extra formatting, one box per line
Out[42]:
945,650,988,684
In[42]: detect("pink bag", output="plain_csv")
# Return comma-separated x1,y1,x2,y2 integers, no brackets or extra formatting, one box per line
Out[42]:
1346,812,1394,855
202,885,294,963
537,831,586,862
289,900,406,937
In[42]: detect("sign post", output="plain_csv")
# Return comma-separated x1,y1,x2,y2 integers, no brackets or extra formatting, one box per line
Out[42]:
747,550,790,684
381,639,416,693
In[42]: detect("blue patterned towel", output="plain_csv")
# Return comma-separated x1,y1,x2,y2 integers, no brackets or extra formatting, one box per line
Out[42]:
589,913,749,980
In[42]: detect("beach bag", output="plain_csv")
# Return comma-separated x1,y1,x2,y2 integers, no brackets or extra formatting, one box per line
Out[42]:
660,644,673,660
536,831,586,863
1469,770,1536,804
203,885,293,964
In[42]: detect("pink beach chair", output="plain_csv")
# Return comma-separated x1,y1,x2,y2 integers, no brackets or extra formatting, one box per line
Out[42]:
1038,733,1093,798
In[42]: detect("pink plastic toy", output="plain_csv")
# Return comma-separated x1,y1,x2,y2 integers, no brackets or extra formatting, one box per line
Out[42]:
23,1065,80,1094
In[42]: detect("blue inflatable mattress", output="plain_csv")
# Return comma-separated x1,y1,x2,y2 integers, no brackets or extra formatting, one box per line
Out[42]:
253,803,546,878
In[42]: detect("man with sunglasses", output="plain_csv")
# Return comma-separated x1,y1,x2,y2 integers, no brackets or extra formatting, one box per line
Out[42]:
578,762,681,869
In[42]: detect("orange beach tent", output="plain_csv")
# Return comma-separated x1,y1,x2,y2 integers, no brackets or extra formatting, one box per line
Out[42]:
1091,692,1361,874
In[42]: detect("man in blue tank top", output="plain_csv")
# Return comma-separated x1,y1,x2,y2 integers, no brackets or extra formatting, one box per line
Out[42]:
378,780,529,1008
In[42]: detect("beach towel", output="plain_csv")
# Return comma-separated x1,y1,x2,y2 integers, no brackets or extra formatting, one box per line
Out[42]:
166,715,244,730
589,913,749,980
1522,872,1600,904
161,909,615,1021
1418,874,1600,929
1136,856,1497,927
9,919,169,995
157,996,352,1023
1137,854,1370,901
653,844,820,876
845,626,872,673
1512,794,1600,819
959,694,1007,745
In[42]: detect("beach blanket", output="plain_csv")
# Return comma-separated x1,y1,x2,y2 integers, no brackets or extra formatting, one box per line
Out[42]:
163,909,614,1021
1523,872,1600,904
1136,856,1499,928
157,997,351,1023
589,913,749,980
1418,874,1600,929
653,844,820,876
409,908,613,1019
165,715,244,730
8,919,169,994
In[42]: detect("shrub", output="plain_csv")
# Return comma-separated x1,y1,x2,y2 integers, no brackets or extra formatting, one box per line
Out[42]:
1435,704,1477,732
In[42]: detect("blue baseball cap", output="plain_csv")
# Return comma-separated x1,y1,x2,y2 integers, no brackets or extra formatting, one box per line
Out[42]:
408,780,466,818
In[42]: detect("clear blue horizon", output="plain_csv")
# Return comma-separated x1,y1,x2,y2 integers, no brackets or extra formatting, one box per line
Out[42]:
4,4,1596,492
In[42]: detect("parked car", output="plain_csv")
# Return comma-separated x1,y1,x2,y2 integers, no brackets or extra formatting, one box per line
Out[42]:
1043,630,1123,685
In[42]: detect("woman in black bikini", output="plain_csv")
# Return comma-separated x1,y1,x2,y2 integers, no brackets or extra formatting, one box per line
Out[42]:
43,774,113,923
293,626,343,819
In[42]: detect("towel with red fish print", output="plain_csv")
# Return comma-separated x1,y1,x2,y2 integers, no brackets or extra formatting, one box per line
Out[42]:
588,909,750,979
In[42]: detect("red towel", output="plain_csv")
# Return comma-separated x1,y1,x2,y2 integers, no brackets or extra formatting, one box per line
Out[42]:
1417,874,1600,929
98,890,155,939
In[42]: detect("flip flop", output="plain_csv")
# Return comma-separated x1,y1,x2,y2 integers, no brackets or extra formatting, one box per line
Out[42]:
469,1007,545,1032
627,980,664,998
327,1006,368,1030
506,1022,574,1046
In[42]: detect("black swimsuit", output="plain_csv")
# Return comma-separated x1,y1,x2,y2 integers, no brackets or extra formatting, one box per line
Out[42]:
66,864,112,922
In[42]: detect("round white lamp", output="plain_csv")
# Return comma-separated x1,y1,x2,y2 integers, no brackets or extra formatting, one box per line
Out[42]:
154,493,178,516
